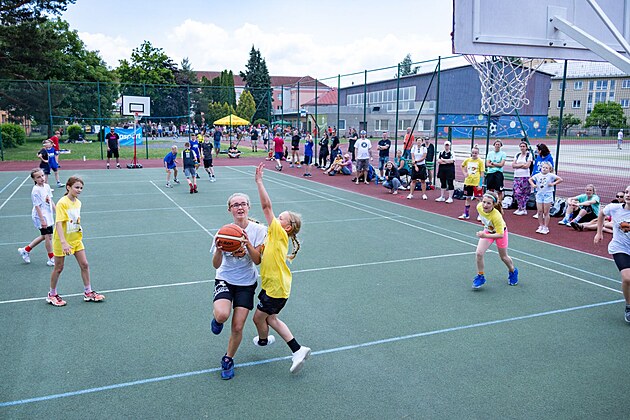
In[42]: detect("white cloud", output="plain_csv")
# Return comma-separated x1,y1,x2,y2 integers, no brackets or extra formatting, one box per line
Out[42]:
78,32,132,68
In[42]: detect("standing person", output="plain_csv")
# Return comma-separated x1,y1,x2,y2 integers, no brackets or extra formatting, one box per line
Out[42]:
213,128,222,157
402,127,414,159
37,140,51,185
262,126,270,152
18,168,56,266
435,141,456,203
348,128,358,161
377,132,391,181
252,163,311,373
485,140,507,201
273,131,285,171
407,137,428,200
594,186,630,323
182,142,198,194
561,184,600,227
471,191,519,289
45,139,63,188
531,143,554,177
164,145,179,188
290,129,301,168
425,138,436,184
329,130,341,164
511,141,533,215
200,137,216,182
210,193,267,380
302,133,314,177
47,176,105,307
105,127,121,169
617,129,623,150
529,161,563,234
49,130,61,162
251,126,259,152
318,132,329,169
458,146,485,220
354,130,372,185
189,133,201,178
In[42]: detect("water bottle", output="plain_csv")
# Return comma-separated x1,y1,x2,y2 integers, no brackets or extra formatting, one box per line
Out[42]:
83,155,86,161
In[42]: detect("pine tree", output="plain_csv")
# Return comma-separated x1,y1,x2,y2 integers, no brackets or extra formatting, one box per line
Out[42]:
240,46,272,122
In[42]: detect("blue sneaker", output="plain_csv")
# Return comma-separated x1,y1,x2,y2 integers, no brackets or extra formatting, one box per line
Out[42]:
508,268,519,286
211,318,223,335
472,274,486,289
221,355,234,380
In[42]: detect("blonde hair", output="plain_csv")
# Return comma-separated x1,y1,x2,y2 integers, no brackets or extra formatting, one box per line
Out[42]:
585,184,596,194
30,168,43,182
227,193,250,210
284,211,302,261
541,161,553,172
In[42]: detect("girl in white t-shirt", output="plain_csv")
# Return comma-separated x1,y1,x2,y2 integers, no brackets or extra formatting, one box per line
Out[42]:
528,161,563,235
594,185,630,323
18,168,56,266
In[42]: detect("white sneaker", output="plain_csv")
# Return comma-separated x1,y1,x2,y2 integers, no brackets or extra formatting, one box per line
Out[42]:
290,346,311,373
406,194,413,199
536,226,543,233
514,209,523,216
210,176,216,183
435,196,446,202
541,226,549,235
458,214,469,220
46,257,55,267
476,215,482,221
533,213,539,219
253,335,276,347
165,183,172,188
18,247,30,263
422,194,428,200
445,198,453,203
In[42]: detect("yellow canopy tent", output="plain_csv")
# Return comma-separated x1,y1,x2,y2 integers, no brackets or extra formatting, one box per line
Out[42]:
213,114,250,126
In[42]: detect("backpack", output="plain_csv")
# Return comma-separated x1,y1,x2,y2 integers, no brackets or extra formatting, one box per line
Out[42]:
549,198,567,217
366,164,376,182
453,188,465,200
502,195,514,209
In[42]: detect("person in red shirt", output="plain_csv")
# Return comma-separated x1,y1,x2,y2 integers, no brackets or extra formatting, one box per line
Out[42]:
49,130,61,163
402,127,414,159
273,132,285,171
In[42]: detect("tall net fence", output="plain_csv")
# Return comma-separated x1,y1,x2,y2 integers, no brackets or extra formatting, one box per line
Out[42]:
0,55,628,201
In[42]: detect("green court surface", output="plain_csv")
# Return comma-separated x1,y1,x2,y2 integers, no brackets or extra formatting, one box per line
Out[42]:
0,167,628,419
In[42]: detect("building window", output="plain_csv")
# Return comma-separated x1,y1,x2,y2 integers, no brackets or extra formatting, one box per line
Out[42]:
557,100,565,108
588,81,594,90
574,81,583,90
548,100,550,108
594,80,608,90
610,80,616,90
623,80,630,88
621,99,630,108
558,82,564,90
398,119,412,131
572,100,581,108
375,120,389,131
338,119,346,130
609,91,615,100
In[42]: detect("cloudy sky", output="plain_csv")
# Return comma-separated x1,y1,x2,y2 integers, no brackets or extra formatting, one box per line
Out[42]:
60,0,456,80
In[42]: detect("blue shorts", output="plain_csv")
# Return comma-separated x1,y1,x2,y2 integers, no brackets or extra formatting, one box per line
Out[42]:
184,167,196,178
536,191,554,204
214,141,221,150
274,152,283,160
166,164,176,170
379,156,389,170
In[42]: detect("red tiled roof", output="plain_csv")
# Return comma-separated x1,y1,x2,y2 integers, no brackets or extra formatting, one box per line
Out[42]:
195,72,329,89
302,89,338,106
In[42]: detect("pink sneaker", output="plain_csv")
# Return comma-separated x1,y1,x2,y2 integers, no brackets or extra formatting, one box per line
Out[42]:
46,293,66,307
84,291,105,302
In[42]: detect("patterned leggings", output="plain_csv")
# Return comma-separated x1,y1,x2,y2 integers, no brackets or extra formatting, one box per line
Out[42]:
513,177,531,210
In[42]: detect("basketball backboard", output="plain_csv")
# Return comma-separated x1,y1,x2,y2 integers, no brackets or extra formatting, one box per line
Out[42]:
121,95,151,117
452,0,630,65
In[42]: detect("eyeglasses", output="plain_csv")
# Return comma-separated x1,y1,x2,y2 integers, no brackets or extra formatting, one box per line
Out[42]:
617,195,625,199
229,202,248,209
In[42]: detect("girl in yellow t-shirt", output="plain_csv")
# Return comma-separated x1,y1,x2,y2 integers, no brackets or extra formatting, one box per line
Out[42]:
252,163,311,374
47,176,104,307
472,191,519,289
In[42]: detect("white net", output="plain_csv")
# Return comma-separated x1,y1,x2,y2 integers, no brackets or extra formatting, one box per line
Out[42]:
464,55,542,115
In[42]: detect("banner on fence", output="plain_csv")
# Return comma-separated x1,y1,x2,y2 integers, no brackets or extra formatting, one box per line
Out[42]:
105,126,143,146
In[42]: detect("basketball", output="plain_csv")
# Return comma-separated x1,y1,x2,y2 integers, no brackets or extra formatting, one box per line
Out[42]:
216,224,245,252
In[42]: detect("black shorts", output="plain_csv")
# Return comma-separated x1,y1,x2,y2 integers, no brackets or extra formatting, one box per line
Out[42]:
256,289,287,315
203,158,213,168
291,143,299,151
411,164,427,181
612,253,630,271
303,155,313,165
107,148,119,159
39,226,53,236
464,185,475,198
213,280,256,310
486,171,504,191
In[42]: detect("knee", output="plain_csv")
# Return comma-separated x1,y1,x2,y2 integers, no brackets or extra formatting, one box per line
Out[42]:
214,309,230,324
621,273,630,287
475,250,484,260
78,260,89,271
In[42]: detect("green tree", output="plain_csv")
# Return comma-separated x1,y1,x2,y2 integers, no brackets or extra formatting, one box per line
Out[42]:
585,102,627,135
236,90,256,122
396,53,418,78
548,114,582,135
0,0,76,25
240,46,271,122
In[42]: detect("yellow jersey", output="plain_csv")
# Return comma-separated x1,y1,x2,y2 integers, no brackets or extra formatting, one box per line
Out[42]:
260,218,293,299
53,195,84,255
476,202,506,235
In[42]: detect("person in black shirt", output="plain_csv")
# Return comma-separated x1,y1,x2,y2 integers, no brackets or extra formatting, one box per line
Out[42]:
105,127,121,169
200,140,216,182
290,129,301,168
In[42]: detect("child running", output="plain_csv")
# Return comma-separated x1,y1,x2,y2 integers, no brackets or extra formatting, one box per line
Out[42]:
47,176,105,306
472,191,519,289
45,139,63,188
164,145,179,188
252,162,311,373
528,161,563,234
18,168,56,266
182,142,198,194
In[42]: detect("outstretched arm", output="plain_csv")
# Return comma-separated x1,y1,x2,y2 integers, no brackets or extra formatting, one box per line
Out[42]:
255,163,275,225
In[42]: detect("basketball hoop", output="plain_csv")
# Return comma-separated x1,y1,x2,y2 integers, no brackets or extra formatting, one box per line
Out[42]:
464,55,542,115
134,112,141,122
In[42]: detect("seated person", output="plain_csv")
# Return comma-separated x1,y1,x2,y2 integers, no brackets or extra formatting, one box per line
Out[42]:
382,161,402,194
326,153,352,176
559,184,600,226
227,145,241,158
571,191,624,232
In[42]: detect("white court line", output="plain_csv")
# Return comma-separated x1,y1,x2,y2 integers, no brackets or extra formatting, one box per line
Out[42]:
0,176,29,212
0,252,474,305
150,181,213,236
0,177,18,194
0,230,202,246
0,298,622,407
233,168,621,293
